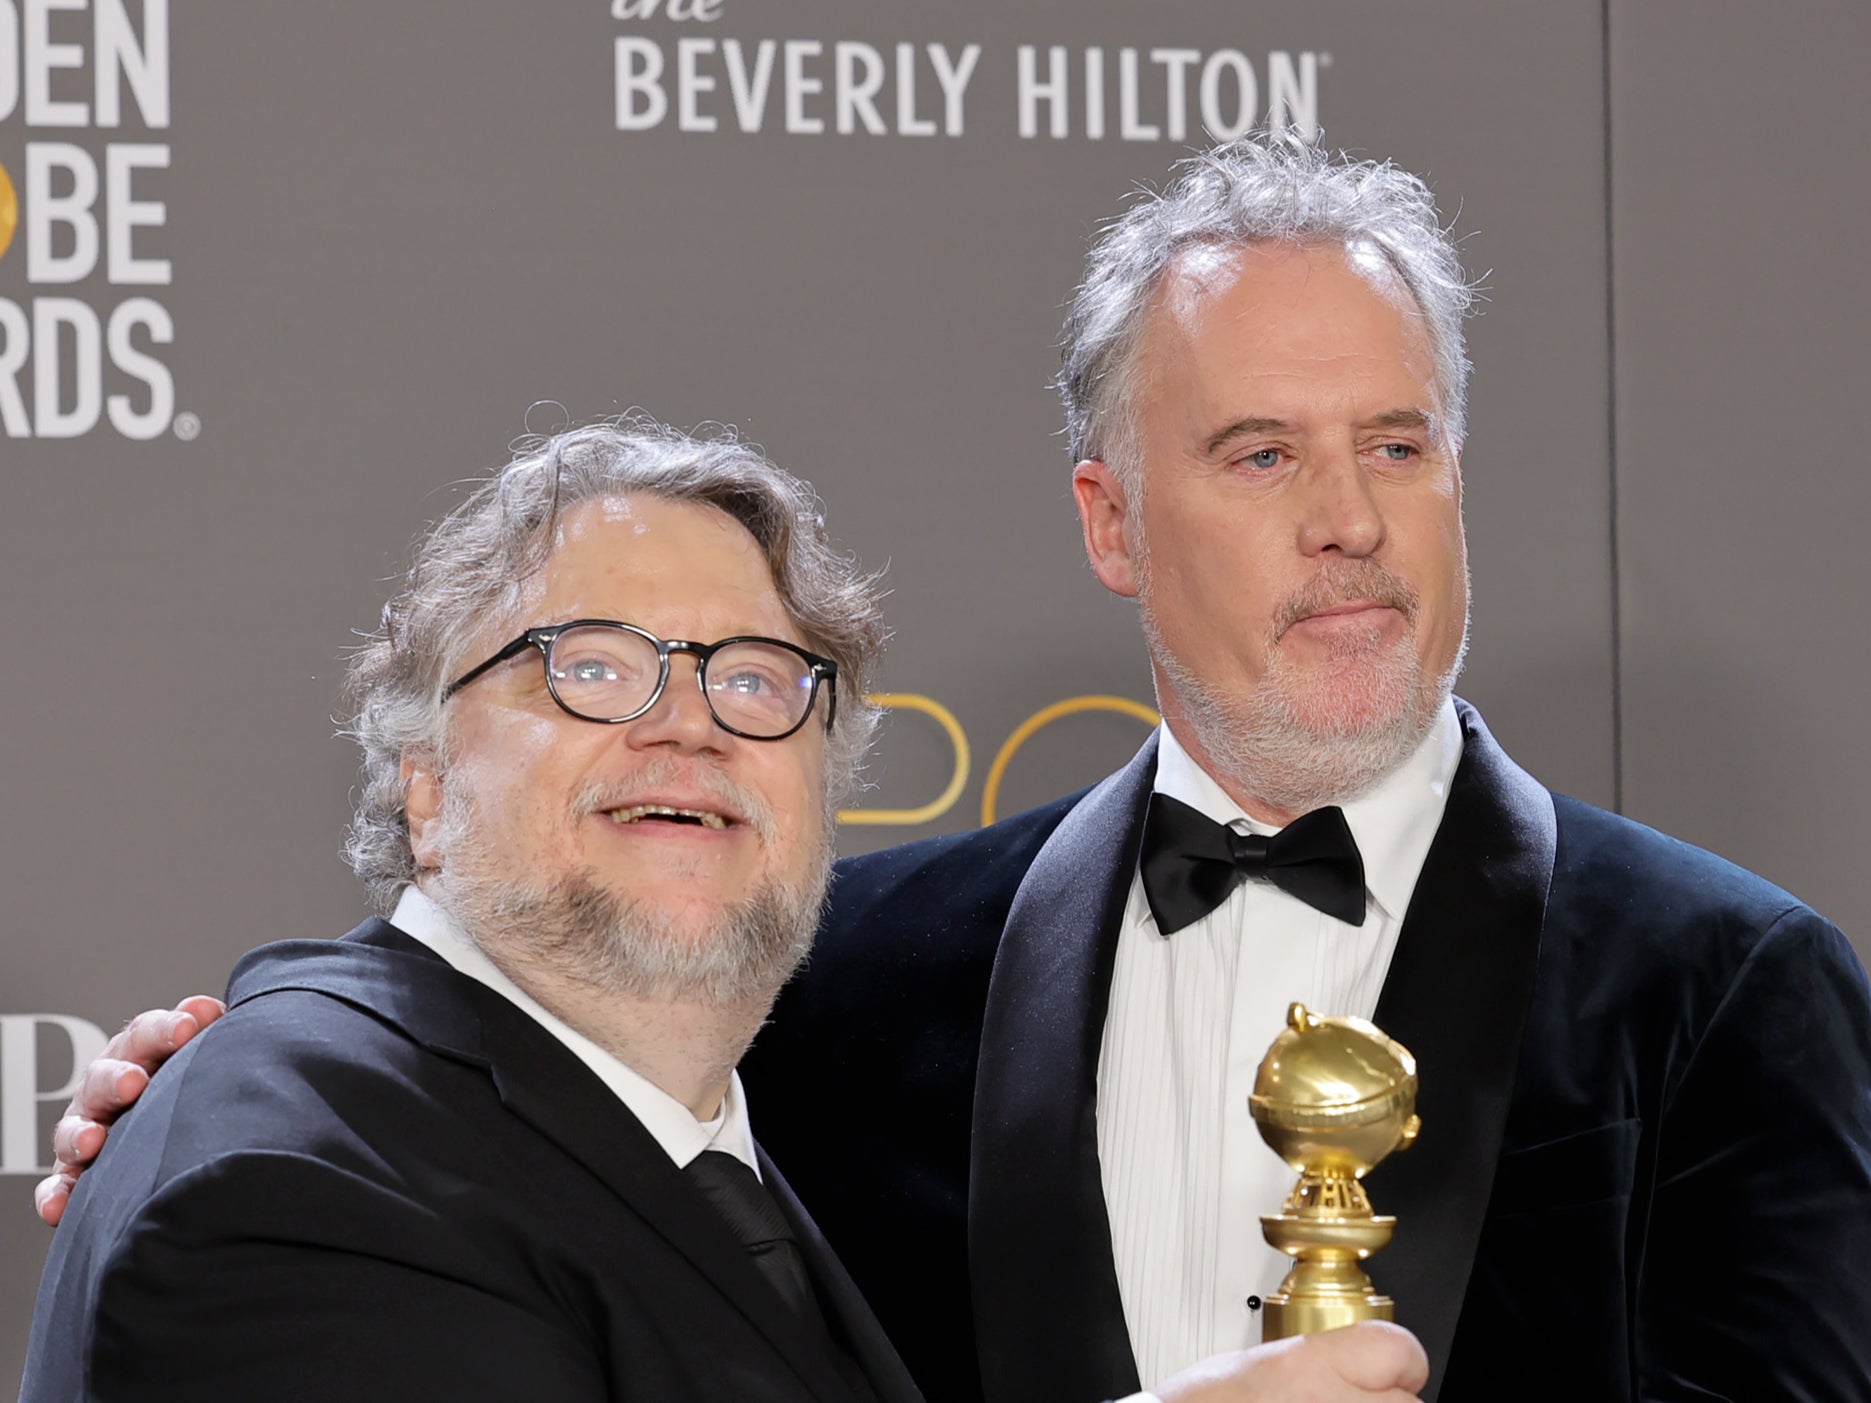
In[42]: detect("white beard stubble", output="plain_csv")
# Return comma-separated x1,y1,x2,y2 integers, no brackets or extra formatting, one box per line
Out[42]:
429,761,831,1007
1138,542,1469,817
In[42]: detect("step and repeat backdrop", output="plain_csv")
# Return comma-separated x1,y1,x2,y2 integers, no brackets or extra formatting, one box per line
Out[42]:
3,0,1867,1379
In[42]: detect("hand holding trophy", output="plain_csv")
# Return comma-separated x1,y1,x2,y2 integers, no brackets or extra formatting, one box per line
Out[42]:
1249,1003,1421,1341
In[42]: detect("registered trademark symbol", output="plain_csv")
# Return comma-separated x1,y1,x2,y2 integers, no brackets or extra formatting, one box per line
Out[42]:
173,411,201,441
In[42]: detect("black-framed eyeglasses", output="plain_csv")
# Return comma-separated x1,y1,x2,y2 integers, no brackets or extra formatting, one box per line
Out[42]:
443,619,838,741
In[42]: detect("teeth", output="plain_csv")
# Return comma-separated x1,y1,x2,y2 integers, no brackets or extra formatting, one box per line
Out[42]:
605,805,728,830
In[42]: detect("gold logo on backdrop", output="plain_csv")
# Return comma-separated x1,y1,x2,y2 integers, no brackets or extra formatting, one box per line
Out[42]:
837,692,1161,828
980,695,1159,826
837,693,972,826
0,162,17,261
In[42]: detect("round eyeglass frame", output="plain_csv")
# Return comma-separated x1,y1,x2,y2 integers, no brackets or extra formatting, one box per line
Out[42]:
441,619,839,741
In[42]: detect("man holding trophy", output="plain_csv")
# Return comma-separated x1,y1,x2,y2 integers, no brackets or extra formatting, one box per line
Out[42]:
751,135,1871,1401
39,137,1871,1401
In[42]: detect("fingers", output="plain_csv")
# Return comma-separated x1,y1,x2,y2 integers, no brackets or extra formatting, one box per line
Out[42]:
69,998,222,1122
34,997,226,1230
68,1058,152,1127
50,1111,113,1168
175,995,227,1034
33,1171,77,1227
1314,1321,1430,1395
112,1001,219,1074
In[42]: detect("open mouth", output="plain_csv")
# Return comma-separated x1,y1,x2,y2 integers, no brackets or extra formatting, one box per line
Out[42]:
603,805,730,831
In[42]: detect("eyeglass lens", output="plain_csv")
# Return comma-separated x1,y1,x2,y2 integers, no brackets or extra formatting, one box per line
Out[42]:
546,625,816,736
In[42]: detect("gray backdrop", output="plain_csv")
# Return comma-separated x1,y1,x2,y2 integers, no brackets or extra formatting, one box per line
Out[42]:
4,0,1867,1383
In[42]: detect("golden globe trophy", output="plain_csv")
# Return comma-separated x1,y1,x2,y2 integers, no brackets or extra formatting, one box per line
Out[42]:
1248,1002,1421,1340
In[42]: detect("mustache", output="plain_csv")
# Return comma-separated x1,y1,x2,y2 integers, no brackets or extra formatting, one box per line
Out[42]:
571,757,779,844
1271,560,1420,639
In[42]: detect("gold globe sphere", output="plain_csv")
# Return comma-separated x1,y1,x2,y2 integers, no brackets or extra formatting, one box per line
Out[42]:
1250,1003,1421,1180
1249,1003,1423,1340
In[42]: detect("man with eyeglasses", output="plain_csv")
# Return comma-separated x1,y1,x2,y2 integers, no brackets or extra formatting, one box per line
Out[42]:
20,419,918,1403
21,418,1429,1403
39,132,1871,1403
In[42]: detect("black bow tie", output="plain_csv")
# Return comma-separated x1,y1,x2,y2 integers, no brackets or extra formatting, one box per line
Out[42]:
1139,792,1367,934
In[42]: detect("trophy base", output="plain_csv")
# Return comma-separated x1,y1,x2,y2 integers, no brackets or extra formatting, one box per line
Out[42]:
1260,1289,1394,1342
1258,1211,1398,1343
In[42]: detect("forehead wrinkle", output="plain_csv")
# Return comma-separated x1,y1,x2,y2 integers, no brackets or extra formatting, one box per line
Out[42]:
1135,242,1449,480
561,526,803,651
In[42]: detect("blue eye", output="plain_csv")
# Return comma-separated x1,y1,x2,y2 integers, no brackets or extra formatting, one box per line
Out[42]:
1379,443,1417,461
1243,449,1281,470
567,658,620,684
718,670,773,695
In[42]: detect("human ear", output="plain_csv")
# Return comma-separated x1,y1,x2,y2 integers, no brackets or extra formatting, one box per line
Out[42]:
1072,459,1140,599
401,752,445,870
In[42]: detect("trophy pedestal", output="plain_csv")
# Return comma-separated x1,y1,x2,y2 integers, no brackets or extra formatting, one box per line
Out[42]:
1258,1212,1397,1341
1250,1004,1421,1341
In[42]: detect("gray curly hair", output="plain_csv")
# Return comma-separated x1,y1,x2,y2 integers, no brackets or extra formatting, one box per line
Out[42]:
1059,131,1481,477
342,416,887,914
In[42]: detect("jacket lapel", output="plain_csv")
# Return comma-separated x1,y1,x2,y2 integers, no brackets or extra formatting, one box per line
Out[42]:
229,923,867,1403
1368,701,1554,1402
969,737,1157,1403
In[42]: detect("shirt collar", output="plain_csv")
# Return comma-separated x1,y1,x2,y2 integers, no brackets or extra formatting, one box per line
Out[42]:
388,885,760,1176
1153,698,1463,923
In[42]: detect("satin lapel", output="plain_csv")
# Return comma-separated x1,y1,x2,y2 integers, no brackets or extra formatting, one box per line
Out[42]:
969,737,1157,1403
761,1147,927,1403
231,924,863,1403
1368,702,1554,1403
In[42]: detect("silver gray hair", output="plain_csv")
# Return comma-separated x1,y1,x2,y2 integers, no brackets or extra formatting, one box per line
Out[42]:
342,416,887,914
1059,131,1481,474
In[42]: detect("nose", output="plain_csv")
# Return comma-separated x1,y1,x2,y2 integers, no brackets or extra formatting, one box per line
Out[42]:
1295,444,1386,559
624,655,731,755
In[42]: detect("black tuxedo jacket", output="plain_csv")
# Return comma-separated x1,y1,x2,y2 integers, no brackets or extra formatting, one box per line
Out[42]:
747,700,1871,1403
23,921,923,1403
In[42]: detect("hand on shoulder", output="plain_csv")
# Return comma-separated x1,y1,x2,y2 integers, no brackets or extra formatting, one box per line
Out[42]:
33,995,226,1226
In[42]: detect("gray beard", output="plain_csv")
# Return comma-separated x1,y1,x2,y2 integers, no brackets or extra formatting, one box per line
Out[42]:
438,865,826,1006
1152,630,1456,815
431,794,830,1007
1138,554,1468,816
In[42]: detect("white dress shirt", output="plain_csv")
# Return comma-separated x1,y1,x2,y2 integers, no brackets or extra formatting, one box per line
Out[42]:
1098,702,1462,1392
390,885,761,1176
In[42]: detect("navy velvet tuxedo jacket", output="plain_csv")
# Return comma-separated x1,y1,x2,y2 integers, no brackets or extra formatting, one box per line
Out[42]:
23,923,923,1403
746,700,1871,1403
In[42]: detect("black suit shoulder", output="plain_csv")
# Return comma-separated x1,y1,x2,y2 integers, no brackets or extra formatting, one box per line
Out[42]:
25,947,619,1403
95,940,596,1234
1535,793,1859,1103
136,981,486,1177
1552,791,1823,943
1445,792,1871,1402
28,928,918,1403
1493,790,1866,1160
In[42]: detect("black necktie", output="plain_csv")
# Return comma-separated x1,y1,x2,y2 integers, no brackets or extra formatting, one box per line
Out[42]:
1139,792,1367,934
684,1149,830,1333
684,1151,880,1402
